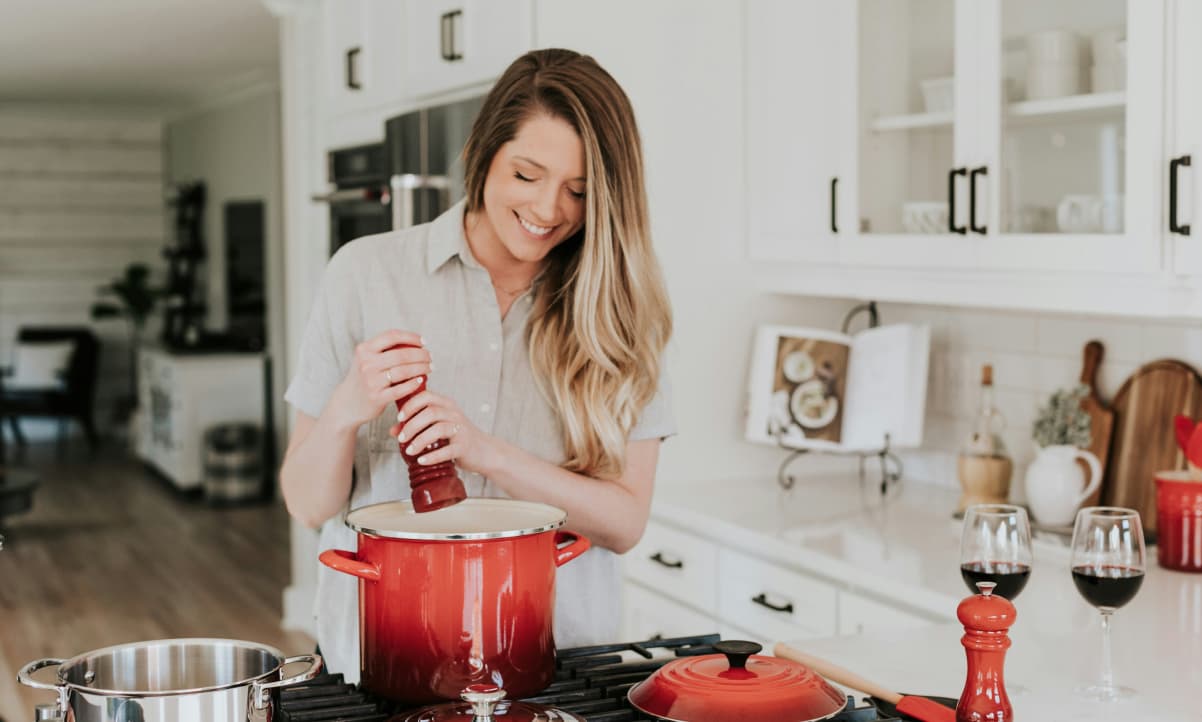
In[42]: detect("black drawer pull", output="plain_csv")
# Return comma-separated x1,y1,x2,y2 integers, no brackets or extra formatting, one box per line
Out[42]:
751,593,794,614
948,167,967,234
830,177,838,234
1170,154,1192,236
969,166,987,234
649,552,683,569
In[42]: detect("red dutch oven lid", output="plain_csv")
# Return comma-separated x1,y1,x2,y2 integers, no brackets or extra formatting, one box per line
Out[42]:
628,641,846,722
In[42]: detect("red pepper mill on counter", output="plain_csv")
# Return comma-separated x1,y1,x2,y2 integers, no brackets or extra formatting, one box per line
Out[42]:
956,581,1016,722
388,344,467,512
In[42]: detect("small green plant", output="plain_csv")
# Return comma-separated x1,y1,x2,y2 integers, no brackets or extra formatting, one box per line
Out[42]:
91,263,164,419
1032,384,1093,448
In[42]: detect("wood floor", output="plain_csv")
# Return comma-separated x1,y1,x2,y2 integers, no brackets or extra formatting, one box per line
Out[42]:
0,441,313,720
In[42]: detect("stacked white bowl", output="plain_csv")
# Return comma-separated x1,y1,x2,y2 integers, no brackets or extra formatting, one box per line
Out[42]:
1026,29,1084,99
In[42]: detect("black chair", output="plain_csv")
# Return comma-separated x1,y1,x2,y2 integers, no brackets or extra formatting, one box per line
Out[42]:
0,327,101,454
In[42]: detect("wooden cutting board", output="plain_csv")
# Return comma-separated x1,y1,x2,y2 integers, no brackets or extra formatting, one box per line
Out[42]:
1078,341,1114,507
1102,359,1202,536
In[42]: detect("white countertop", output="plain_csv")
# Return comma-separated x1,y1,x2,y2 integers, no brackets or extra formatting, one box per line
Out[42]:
650,475,1202,720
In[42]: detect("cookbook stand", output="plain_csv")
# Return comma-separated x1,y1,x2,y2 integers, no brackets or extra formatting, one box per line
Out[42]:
773,301,904,496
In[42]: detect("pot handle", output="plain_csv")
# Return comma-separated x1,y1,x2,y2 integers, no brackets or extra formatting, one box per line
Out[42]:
1074,448,1103,505
251,654,324,708
554,530,591,567
17,658,69,715
319,548,381,581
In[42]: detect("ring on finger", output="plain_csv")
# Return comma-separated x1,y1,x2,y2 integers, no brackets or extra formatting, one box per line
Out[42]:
451,423,461,436
385,368,394,385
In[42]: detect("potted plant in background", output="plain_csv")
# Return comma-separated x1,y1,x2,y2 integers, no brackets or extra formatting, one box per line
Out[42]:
1024,385,1102,526
91,263,163,435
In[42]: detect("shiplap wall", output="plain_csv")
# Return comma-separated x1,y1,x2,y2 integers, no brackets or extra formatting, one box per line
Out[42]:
0,110,165,438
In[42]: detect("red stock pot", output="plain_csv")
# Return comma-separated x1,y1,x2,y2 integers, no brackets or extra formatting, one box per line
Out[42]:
1155,471,1202,572
319,498,591,704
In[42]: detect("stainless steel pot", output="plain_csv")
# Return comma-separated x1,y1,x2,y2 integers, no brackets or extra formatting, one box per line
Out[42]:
17,638,322,722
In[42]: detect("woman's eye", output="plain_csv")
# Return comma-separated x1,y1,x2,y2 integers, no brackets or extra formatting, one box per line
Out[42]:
569,189,586,200
514,171,534,182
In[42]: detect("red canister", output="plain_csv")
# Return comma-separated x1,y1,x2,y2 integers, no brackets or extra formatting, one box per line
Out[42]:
1154,471,1202,572
319,498,590,703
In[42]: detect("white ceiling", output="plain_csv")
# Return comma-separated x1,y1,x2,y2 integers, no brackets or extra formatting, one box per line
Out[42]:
0,0,279,108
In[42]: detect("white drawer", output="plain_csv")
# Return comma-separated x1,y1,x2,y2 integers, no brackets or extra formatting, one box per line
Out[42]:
717,547,838,643
625,521,718,614
621,581,719,642
838,590,942,637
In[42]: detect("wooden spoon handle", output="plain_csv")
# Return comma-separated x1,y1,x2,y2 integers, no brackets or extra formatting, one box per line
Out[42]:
773,642,901,704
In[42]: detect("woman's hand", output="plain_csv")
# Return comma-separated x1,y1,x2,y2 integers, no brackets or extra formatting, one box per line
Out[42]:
391,390,496,474
331,329,432,430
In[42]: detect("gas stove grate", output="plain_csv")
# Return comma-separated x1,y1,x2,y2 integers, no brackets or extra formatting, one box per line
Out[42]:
277,634,904,722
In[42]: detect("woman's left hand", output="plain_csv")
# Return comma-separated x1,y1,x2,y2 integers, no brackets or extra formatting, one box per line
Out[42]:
391,390,495,474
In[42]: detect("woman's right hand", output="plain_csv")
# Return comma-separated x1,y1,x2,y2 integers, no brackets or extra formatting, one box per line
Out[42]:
331,329,432,429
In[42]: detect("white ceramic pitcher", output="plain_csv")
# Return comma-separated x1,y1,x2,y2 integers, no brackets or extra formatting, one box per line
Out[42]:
1024,444,1102,527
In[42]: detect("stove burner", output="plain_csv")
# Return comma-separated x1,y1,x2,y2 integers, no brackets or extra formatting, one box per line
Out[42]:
277,634,903,721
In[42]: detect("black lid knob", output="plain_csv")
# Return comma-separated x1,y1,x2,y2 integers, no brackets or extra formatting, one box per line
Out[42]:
714,640,761,670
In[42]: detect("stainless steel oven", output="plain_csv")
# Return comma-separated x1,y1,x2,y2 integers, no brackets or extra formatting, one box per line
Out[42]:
313,142,390,256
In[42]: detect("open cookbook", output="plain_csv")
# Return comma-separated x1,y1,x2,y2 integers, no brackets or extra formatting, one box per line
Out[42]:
744,323,931,452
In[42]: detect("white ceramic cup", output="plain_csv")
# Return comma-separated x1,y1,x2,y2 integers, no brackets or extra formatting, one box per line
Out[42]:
1057,195,1101,233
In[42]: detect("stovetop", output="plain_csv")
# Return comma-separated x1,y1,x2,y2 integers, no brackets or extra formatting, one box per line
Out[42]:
278,634,910,721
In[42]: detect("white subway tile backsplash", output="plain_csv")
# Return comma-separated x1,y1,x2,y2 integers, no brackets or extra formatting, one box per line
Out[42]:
1034,315,1145,363
1140,324,1202,367
947,309,1038,354
876,301,1201,492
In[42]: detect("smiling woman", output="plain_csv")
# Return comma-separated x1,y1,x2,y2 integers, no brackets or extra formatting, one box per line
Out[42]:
279,48,675,681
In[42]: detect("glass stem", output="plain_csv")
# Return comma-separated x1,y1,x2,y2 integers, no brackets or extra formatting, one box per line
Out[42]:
1100,609,1114,691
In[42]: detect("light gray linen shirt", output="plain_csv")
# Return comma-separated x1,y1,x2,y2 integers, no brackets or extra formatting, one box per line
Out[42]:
284,200,675,681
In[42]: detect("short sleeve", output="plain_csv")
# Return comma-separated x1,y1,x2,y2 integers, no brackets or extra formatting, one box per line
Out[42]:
284,248,363,419
629,367,676,442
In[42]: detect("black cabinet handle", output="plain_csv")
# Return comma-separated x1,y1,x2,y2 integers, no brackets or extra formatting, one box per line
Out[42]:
345,47,361,90
751,593,793,614
969,166,987,235
649,552,683,569
440,9,463,61
948,167,967,234
830,177,838,234
1170,155,1191,236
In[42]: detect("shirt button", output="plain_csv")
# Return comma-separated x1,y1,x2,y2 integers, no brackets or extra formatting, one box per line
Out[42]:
481,403,492,414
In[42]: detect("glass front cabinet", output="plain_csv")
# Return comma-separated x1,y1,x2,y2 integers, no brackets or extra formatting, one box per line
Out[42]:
746,0,1197,284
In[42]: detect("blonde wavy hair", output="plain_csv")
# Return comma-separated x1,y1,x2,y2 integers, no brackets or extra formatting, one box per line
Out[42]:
462,49,672,479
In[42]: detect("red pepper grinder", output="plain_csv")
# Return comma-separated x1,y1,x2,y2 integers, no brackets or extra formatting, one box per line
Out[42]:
388,344,466,513
956,581,1016,722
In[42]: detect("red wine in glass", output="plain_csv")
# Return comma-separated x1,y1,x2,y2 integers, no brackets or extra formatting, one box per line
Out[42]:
1070,565,1144,609
960,561,1031,600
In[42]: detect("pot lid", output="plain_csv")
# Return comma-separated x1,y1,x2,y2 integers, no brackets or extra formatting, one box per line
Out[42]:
346,498,566,540
628,641,847,722
392,684,583,722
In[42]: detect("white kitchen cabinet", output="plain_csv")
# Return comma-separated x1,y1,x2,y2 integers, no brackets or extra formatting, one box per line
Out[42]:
621,581,719,643
1168,0,1201,276
402,0,532,100
744,0,852,265
838,589,943,636
622,519,939,646
320,0,405,120
135,348,265,492
716,547,839,643
625,519,720,615
746,0,1202,315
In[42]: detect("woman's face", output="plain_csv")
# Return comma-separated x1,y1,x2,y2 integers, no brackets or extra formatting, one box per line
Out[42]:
477,113,587,268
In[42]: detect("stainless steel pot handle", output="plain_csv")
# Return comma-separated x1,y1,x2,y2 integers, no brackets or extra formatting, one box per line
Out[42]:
17,658,68,717
250,654,324,711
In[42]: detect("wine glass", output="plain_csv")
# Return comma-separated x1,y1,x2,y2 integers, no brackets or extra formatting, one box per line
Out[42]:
1070,506,1146,701
959,504,1034,601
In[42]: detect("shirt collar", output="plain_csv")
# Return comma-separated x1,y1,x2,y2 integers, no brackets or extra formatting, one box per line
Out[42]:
424,199,483,274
